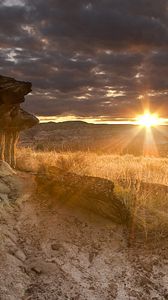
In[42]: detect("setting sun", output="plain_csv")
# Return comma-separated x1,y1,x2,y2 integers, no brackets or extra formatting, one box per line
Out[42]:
136,112,161,127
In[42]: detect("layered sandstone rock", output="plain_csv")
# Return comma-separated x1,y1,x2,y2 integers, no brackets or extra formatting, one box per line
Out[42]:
0,75,39,168
35,167,130,224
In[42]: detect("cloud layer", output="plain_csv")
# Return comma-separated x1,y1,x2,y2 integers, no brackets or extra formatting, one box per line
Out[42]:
0,0,168,119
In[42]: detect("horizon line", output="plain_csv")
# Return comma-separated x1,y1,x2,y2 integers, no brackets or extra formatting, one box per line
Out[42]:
37,115,168,126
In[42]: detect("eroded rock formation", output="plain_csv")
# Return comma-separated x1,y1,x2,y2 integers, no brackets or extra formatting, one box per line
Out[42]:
35,166,130,224
0,160,20,202
0,75,39,168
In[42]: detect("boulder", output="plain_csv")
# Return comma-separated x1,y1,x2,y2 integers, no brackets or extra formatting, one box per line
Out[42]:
36,167,129,224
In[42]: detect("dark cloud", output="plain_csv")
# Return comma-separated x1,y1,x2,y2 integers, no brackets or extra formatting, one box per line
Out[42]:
0,0,167,119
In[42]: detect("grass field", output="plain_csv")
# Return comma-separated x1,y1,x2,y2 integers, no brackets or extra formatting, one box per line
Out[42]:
17,147,168,185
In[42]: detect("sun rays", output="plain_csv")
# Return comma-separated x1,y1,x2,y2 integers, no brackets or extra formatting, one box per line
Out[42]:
135,111,162,156
104,111,163,156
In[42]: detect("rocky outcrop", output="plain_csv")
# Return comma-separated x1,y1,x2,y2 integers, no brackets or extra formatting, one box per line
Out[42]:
35,167,130,224
0,75,39,168
0,160,21,202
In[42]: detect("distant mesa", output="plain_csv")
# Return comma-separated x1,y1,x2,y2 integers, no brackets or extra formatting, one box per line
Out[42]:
0,75,39,168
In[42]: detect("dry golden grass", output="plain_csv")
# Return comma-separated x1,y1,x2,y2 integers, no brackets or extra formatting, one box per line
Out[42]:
17,147,168,185
17,147,168,242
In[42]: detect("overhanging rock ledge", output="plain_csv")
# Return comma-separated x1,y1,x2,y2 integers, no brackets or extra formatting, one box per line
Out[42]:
0,75,39,168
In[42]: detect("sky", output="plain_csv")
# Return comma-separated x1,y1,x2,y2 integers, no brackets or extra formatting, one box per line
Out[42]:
0,0,168,123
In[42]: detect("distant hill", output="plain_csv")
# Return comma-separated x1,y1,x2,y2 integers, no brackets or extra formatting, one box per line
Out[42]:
19,121,168,156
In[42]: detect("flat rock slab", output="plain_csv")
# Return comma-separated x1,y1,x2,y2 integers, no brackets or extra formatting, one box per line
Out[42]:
36,167,129,224
119,178,168,196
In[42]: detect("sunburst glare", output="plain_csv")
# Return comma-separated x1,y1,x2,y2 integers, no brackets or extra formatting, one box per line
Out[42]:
135,111,160,156
136,111,161,128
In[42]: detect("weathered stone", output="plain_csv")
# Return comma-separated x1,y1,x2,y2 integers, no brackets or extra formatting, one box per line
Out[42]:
0,160,23,202
0,75,39,168
14,249,26,262
0,193,9,202
51,243,62,251
0,160,16,176
36,167,130,224
31,266,42,275
0,181,10,194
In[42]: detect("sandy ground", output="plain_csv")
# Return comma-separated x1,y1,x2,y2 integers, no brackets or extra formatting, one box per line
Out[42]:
0,173,168,300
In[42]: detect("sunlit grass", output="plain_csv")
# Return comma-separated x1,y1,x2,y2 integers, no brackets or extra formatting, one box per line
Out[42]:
17,147,168,185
